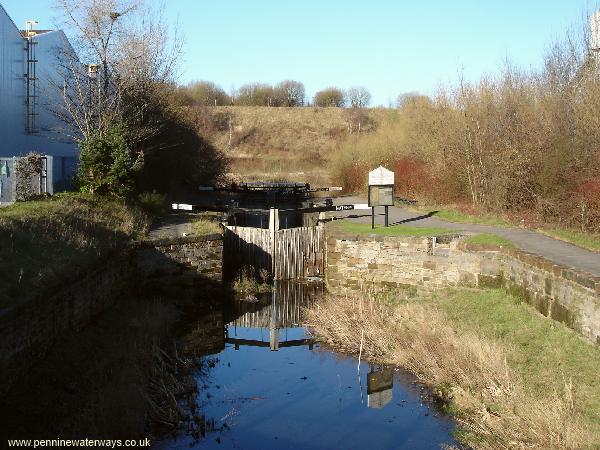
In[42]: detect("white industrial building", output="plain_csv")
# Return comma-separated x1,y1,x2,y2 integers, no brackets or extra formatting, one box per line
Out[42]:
0,3,78,202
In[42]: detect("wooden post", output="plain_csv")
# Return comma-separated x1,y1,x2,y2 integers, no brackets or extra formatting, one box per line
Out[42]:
269,208,279,278
371,206,375,229
270,278,279,351
385,206,389,227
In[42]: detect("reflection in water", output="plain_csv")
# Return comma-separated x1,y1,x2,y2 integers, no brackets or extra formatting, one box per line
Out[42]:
367,367,394,409
226,280,322,351
158,281,456,450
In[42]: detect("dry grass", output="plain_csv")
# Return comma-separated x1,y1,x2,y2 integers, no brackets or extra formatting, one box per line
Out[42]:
305,291,596,449
196,106,396,186
190,213,222,236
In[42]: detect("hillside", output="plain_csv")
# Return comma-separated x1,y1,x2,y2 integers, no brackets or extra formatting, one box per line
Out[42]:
193,106,396,187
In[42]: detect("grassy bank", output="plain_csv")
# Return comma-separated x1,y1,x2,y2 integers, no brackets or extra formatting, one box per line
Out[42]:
414,204,600,253
0,194,150,307
199,106,396,185
414,206,513,227
306,288,600,449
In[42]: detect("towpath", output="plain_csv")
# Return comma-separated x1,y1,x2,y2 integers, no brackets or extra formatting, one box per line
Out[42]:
330,196,600,277
147,212,202,240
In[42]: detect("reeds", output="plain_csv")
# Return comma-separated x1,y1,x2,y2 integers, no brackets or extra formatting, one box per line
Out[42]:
305,292,593,449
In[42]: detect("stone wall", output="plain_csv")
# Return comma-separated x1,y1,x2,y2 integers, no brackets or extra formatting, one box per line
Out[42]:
0,234,223,395
136,234,223,281
326,232,600,344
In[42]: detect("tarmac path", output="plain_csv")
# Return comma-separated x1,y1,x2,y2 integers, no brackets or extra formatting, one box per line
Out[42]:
329,196,600,277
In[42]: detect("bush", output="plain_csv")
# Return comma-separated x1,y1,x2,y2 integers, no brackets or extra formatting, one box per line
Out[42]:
137,192,166,217
78,124,136,196
314,88,345,107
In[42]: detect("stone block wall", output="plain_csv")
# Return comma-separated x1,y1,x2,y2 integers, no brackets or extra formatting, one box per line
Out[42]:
136,234,223,281
487,245,600,344
326,233,481,291
326,232,600,344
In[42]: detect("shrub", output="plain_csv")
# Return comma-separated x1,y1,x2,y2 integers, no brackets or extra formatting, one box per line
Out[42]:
78,124,136,196
314,88,345,107
137,192,166,217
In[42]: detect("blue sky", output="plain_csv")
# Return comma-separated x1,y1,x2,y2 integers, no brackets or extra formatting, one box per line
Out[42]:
2,0,598,105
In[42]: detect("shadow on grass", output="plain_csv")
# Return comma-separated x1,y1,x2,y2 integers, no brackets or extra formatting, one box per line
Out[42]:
390,210,439,226
0,195,148,309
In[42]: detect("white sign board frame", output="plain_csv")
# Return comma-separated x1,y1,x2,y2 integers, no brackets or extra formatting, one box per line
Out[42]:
368,166,395,186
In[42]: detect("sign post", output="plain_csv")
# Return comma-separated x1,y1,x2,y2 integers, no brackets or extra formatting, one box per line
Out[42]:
368,166,395,229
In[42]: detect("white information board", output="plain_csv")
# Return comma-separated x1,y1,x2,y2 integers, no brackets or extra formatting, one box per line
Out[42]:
368,166,394,186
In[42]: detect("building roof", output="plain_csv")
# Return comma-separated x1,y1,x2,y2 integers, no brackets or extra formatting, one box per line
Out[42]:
20,29,54,38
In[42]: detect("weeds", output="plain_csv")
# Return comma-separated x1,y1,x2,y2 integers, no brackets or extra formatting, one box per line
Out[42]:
190,213,222,236
232,269,272,297
305,289,598,449
138,192,166,218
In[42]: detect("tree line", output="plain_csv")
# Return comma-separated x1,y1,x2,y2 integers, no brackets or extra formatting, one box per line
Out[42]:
332,26,600,232
176,81,372,108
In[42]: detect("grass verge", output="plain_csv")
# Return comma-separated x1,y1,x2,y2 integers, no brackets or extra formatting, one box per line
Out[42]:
540,228,600,253
0,193,150,308
305,288,600,449
337,221,455,237
464,233,514,247
410,205,512,227
190,212,223,236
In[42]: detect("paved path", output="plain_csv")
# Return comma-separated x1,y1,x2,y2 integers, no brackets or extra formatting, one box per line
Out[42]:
329,196,600,277
147,212,203,240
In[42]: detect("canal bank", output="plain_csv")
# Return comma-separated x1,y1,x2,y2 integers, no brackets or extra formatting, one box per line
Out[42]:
0,233,224,397
5,201,600,448
318,226,600,449
325,229,600,344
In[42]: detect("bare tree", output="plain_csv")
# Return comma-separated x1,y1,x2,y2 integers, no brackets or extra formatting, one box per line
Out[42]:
346,86,371,108
53,0,182,143
235,83,276,106
274,80,305,107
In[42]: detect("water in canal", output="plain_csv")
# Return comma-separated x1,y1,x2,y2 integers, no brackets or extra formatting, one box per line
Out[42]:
158,281,457,450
